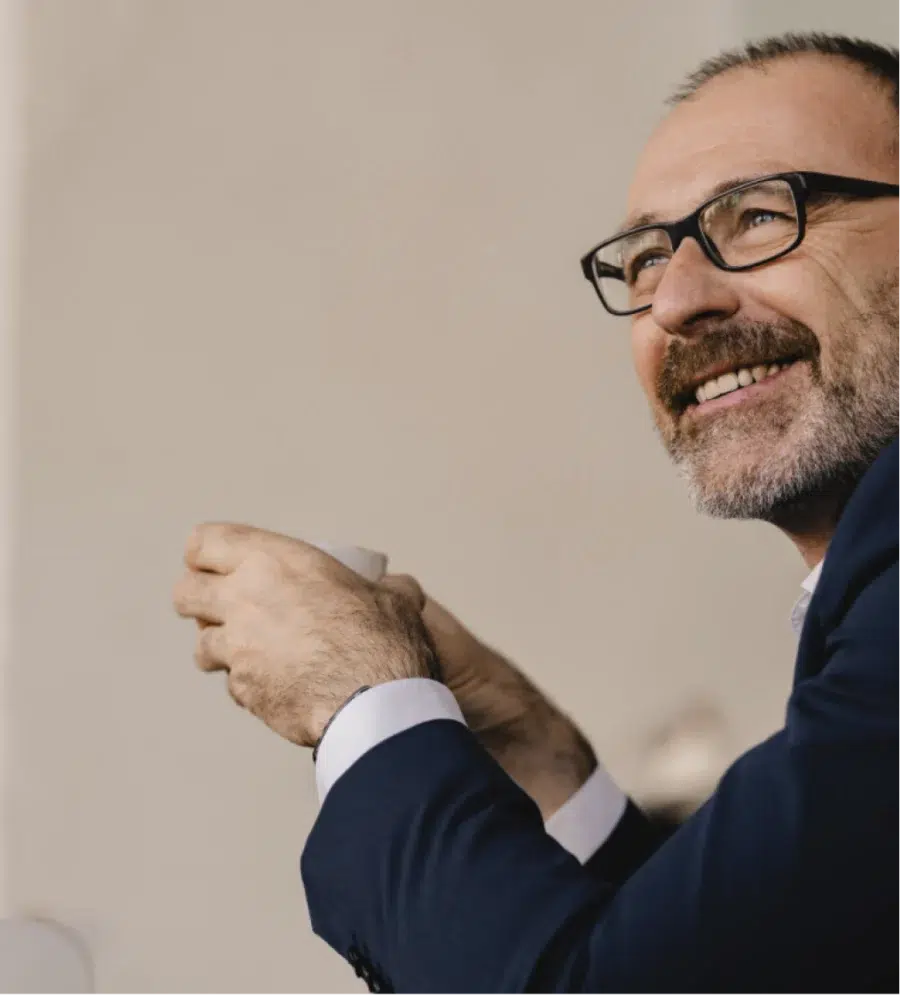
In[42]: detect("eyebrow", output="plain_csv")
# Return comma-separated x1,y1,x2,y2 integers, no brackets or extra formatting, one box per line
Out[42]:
614,173,773,237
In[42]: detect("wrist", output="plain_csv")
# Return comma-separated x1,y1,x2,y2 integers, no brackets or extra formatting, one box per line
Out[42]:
496,709,598,821
310,635,442,749
527,751,598,821
311,685,372,760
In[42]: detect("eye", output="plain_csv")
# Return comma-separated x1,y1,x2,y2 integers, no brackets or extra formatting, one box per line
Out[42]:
627,250,669,284
740,207,791,229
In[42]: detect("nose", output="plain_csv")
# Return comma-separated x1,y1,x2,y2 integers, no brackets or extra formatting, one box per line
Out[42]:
650,238,740,336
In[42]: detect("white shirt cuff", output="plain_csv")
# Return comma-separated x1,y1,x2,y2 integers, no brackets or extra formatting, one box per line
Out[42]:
544,764,628,864
315,678,465,802
313,677,626,865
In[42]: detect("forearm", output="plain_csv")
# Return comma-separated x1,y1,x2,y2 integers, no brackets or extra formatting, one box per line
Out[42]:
304,720,603,993
418,595,607,822
481,705,598,820
303,557,898,993
314,678,630,869
479,706,647,873
303,706,894,993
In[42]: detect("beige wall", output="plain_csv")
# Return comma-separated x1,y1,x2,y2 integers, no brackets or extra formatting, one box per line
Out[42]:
739,0,897,41
2,1,895,991
0,0,24,925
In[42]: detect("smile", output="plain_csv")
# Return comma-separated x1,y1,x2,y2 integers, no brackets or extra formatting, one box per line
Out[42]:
696,358,798,404
687,359,803,414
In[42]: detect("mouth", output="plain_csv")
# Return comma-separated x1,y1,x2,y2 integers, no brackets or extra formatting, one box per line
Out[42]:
672,353,807,415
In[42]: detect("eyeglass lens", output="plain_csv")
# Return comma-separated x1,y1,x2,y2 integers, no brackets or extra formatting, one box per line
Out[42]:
592,178,800,314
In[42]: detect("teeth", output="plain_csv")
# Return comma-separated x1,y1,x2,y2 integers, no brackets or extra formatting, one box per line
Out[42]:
694,360,795,404
718,372,739,394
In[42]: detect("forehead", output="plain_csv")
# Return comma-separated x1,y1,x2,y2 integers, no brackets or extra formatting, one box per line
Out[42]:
627,55,896,224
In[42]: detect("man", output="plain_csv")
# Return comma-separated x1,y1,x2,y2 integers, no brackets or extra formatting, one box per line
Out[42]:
174,33,899,992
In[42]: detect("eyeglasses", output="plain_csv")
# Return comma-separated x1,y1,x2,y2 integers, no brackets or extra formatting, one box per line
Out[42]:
580,171,900,317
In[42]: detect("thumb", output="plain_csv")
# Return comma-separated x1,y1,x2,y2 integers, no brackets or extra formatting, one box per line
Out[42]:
379,573,427,612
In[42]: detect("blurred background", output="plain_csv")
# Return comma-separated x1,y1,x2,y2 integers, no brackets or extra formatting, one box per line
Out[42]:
0,0,896,991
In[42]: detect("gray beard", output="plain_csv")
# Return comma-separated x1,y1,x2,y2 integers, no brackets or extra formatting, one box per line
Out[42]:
662,282,899,523
673,380,897,522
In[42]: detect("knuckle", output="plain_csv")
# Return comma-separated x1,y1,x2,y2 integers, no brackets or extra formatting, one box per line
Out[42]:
195,625,227,671
384,574,425,610
193,646,214,672
226,674,246,707
243,551,284,587
378,587,420,632
172,574,191,608
194,521,235,548
222,522,250,540
193,643,215,671
227,666,256,707
184,523,216,563
184,526,202,563
295,539,323,568
381,588,407,616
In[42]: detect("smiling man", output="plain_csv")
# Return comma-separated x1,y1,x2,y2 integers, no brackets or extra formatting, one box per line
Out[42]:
174,34,898,992
608,44,898,562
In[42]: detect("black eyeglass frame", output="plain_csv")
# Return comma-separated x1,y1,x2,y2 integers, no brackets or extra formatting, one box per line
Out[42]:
580,171,900,317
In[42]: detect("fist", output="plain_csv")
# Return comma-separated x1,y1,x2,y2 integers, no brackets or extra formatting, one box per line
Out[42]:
173,523,436,746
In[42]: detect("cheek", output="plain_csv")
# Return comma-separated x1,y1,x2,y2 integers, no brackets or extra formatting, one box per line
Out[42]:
746,252,864,336
631,319,665,402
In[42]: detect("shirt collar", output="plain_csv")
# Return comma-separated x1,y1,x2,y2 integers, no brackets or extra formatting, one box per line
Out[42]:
790,560,824,637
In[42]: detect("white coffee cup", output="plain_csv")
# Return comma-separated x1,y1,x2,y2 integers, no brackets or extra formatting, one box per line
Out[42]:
311,542,388,583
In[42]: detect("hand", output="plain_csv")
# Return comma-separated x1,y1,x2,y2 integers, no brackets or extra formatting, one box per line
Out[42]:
386,581,597,820
173,523,436,747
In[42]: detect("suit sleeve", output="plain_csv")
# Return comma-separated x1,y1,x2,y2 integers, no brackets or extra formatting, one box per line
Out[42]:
302,436,898,993
582,798,672,886
314,674,646,869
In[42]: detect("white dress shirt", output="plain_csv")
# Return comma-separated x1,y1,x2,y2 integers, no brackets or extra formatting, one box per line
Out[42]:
316,564,824,862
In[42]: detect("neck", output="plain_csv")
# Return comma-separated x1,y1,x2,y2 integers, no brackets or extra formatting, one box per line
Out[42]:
772,479,858,570
784,527,831,570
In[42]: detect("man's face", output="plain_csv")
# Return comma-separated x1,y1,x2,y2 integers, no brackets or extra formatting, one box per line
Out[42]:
627,56,898,521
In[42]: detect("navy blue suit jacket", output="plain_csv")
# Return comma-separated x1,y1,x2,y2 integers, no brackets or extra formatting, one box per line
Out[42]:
302,440,898,992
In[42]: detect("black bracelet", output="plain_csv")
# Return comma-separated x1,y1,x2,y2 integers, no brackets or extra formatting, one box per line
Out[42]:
312,685,372,763
311,638,444,763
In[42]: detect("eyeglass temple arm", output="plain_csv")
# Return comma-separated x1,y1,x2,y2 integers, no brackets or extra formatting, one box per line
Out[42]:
592,260,625,281
801,172,900,198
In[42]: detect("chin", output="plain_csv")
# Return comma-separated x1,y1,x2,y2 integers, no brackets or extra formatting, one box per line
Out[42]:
686,484,787,521
655,337,900,521
675,415,893,523
677,451,799,521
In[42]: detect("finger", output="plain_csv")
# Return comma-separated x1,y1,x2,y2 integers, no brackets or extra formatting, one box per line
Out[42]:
194,623,231,673
184,522,317,575
173,570,226,623
379,573,426,612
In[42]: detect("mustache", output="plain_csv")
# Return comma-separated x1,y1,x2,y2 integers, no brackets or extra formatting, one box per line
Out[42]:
656,319,820,409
